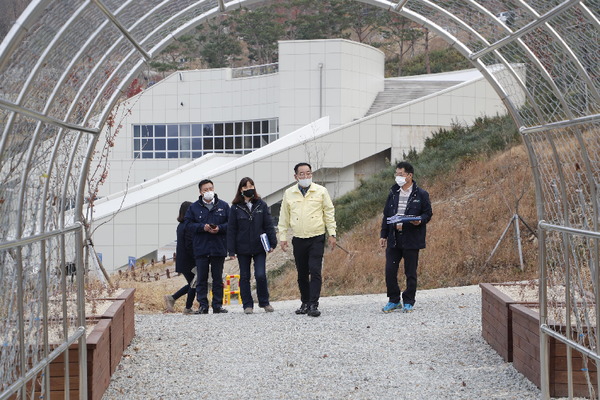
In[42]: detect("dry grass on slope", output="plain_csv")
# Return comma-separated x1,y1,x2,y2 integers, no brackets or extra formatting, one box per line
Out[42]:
269,144,539,301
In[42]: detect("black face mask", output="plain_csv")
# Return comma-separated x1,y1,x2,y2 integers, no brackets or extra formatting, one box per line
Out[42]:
242,189,255,198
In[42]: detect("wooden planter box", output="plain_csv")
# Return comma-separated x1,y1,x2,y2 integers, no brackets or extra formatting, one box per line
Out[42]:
9,318,112,400
96,299,125,376
114,288,135,348
511,304,598,398
480,283,538,362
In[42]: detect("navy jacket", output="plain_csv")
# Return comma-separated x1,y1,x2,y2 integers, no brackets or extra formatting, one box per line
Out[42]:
380,181,433,249
227,199,277,256
175,222,195,274
184,195,230,258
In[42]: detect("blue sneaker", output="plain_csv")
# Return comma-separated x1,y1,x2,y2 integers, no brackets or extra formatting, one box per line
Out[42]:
403,304,414,313
382,302,402,313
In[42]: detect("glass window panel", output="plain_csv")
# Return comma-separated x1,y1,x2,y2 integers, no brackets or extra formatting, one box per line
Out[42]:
168,152,178,158
214,123,224,136
180,138,190,150
269,119,277,133
155,152,166,159
262,135,269,146
262,120,269,133
244,136,252,149
155,125,166,137
168,125,178,137
270,134,277,143
244,121,252,134
142,152,153,159
225,137,233,149
253,136,261,148
214,137,224,149
192,124,203,136
180,124,190,136
235,122,243,135
225,123,234,136
168,138,178,150
244,150,251,155
192,138,203,150
203,124,213,136
225,150,234,154
142,138,153,150
133,125,140,137
133,139,140,151
192,151,203,158
155,138,166,151
234,137,242,149
235,150,243,154
180,151,191,158
203,138,213,150
133,152,140,158
141,125,153,137
253,121,261,134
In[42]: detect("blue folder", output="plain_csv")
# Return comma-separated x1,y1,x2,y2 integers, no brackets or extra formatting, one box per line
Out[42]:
260,233,271,252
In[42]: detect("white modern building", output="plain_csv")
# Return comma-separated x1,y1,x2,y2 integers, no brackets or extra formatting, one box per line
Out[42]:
91,38,523,272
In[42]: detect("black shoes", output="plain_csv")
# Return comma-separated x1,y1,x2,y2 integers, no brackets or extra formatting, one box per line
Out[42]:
295,303,309,314
194,307,208,314
213,307,228,314
307,304,321,317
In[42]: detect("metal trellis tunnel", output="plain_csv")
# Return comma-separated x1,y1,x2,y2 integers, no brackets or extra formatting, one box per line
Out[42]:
1,0,599,399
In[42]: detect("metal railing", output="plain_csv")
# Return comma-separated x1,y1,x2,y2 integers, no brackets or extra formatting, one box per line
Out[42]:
231,63,278,79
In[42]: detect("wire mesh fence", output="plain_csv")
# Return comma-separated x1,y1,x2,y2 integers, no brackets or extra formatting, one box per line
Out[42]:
0,0,599,398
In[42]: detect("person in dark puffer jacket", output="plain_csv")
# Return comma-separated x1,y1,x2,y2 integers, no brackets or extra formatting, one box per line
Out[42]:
184,179,230,314
227,177,277,314
164,201,196,314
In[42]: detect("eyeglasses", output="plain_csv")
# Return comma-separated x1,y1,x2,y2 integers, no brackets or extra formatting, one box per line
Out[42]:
297,171,312,178
395,172,409,177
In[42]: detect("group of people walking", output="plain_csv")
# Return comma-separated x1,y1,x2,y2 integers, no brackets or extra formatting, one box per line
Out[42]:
164,161,432,317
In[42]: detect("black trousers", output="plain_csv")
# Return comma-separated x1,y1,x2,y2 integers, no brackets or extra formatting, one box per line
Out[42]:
172,271,195,309
195,256,225,309
385,247,419,306
292,234,325,306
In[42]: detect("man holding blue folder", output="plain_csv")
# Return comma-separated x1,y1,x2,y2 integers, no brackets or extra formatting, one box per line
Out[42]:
380,161,433,313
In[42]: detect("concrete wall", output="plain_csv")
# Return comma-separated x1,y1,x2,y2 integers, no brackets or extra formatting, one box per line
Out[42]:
95,68,279,197
390,77,508,161
278,39,385,135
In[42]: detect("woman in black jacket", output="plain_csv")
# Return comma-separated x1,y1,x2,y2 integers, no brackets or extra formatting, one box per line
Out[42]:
164,201,196,314
228,177,277,314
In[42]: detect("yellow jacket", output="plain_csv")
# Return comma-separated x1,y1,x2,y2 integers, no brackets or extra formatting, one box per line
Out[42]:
278,182,336,241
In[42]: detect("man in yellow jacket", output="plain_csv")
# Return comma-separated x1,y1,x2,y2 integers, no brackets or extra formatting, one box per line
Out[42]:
278,162,337,317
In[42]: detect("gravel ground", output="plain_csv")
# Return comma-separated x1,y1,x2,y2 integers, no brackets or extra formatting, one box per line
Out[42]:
103,285,543,400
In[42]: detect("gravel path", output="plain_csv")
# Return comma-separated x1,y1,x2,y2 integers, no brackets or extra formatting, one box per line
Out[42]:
103,285,542,399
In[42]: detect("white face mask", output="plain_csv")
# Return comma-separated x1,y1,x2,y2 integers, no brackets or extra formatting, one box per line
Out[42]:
203,191,215,201
298,177,312,188
395,176,406,186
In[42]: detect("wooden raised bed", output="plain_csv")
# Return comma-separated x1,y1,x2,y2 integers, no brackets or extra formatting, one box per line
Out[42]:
8,318,111,400
511,304,598,398
480,283,538,362
96,299,125,376
114,288,135,348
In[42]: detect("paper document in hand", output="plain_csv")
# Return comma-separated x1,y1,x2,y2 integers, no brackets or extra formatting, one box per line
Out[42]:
387,215,421,224
260,233,271,252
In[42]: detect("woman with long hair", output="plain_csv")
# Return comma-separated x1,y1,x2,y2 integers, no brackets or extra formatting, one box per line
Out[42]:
227,177,277,314
164,201,196,314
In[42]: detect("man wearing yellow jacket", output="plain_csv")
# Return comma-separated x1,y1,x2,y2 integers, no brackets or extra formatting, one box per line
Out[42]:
278,162,337,317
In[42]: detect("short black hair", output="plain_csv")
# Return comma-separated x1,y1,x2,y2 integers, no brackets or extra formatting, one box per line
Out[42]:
396,161,414,175
294,162,312,174
198,179,213,190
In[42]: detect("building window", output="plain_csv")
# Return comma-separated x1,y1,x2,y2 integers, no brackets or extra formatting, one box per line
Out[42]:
133,118,278,159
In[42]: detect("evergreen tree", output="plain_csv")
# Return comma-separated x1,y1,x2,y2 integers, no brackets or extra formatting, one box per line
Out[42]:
231,6,286,64
198,18,242,68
